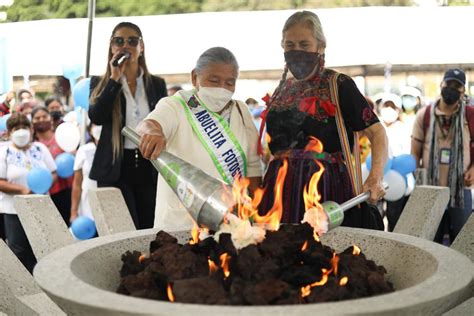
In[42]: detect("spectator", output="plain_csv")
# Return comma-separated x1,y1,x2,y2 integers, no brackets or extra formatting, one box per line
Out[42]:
70,124,101,222
44,95,65,131
411,68,472,244
31,106,73,225
0,91,14,117
17,100,36,120
17,88,34,104
0,113,56,273
377,93,412,231
167,85,183,96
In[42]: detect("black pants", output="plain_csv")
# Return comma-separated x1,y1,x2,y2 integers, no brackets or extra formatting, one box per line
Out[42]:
4,214,37,273
99,149,157,230
434,189,472,244
0,213,5,240
386,196,410,232
51,188,72,226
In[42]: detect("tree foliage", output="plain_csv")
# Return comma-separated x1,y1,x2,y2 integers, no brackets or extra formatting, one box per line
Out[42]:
0,0,427,23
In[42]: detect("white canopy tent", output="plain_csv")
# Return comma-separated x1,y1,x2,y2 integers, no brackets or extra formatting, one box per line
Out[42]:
0,5,473,79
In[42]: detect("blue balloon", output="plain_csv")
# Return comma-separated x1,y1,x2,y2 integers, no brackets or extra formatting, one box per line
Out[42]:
366,154,392,175
27,167,53,194
55,152,75,178
0,113,11,132
72,78,91,110
71,216,96,240
392,154,417,176
62,63,83,81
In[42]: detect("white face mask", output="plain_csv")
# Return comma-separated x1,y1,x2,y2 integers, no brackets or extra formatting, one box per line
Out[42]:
197,86,234,112
90,125,102,142
11,128,31,148
380,107,399,124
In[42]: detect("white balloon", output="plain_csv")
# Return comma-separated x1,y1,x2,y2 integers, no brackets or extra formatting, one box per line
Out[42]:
63,111,79,125
361,163,369,182
55,122,80,152
405,173,415,196
383,170,407,202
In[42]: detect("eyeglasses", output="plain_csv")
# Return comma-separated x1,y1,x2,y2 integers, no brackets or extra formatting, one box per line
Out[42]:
110,36,141,47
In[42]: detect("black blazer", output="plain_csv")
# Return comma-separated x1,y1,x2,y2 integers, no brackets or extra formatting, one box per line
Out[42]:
88,75,167,183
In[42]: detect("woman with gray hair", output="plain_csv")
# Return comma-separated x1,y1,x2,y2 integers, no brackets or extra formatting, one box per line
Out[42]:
258,11,388,228
138,46,262,231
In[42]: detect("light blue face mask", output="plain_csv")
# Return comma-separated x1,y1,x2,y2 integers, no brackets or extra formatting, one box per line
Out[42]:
402,95,417,111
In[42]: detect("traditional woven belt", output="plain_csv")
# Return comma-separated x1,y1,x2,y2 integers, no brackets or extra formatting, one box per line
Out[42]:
273,149,344,163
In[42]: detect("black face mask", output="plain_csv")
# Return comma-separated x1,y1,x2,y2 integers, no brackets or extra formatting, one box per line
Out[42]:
441,87,461,106
50,111,62,121
284,50,320,80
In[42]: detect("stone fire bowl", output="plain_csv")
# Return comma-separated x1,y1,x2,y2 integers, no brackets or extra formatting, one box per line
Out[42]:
34,227,473,315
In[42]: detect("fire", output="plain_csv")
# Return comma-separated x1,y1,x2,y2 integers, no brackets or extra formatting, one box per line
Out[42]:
301,253,342,297
252,159,288,231
313,230,320,242
229,159,288,231
331,253,339,276
231,176,264,221
167,283,175,302
339,276,349,286
265,133,272,144
301,285,311,298
189,224,199,245
300,268,330,298
352,244,361,256
208,257,218,275
220,253,231,279
301,137,329,237
301,240,308,251
138,254,146,263
304,136,323,153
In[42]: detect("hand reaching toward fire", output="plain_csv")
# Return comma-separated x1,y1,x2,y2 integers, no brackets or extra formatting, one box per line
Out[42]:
137,119,166,160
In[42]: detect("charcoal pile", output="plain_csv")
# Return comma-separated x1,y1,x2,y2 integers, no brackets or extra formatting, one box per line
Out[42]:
117,223,393,305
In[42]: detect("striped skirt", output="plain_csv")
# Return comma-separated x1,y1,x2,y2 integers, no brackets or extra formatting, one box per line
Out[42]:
258,149,355,224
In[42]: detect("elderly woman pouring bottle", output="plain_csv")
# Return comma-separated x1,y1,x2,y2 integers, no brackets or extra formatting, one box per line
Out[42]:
137,47,262,232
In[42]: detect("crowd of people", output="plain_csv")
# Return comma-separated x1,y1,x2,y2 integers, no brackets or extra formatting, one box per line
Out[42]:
0,13,472,273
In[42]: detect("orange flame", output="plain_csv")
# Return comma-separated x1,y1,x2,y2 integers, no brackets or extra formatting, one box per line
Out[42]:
208,257,218,275
303,161,325,212
220,253,231,279
339,276,349,286
301,252,341,297
231,176,264,221
301,240,308,251
301,285,311,298
301,137,329,237
313,230,320,243
189,224,199,245
352,244,361,256
311,269,330,287
304,136,323,153
167,283,175,302
138,254,146,263
331,252,339,276
252,159,288,230
265,133,272,144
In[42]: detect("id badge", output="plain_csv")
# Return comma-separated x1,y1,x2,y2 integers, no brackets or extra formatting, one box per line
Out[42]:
440,148,451,164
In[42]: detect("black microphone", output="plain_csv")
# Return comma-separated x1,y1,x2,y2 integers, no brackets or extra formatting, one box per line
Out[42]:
112,52,131,67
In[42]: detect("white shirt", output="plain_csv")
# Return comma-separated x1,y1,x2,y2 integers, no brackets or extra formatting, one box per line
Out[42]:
73,142,97,220
0,142,56,214
121,68,150,149
145,90,262,231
